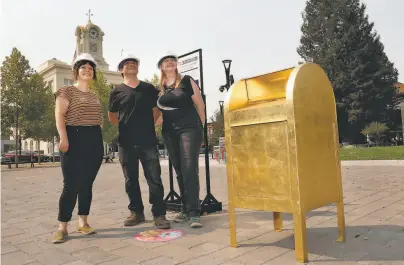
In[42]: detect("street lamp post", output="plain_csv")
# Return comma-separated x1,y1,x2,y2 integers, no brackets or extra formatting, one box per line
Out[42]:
219,100,224,116
219,59,234,92
223,59,232,89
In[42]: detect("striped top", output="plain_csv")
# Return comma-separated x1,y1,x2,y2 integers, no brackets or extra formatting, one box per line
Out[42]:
55,86,102,126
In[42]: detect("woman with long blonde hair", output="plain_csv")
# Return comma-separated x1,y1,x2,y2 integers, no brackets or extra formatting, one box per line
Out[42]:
156,53,206,228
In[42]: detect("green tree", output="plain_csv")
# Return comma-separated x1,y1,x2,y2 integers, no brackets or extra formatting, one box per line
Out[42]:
145,73,160,87
1,48,34,140
361,121,389,145
145,74,163,146
208,109,224,151
21,73,56,162
297,0,399,143
90,70,118,144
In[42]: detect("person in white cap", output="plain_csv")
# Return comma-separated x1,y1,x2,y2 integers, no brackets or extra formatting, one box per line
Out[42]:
52,53,104,243
156,53,206,228
108,53,170,229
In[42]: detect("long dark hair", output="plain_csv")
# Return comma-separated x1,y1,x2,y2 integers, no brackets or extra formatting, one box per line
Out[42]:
73,60,97,81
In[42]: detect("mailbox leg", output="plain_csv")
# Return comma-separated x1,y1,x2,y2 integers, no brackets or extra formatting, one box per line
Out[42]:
336,200,346,242
229,204,238,247
293,213,308,263
273,212,283,232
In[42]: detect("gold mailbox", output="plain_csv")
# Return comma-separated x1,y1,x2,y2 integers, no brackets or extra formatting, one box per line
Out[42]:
223,63,346,263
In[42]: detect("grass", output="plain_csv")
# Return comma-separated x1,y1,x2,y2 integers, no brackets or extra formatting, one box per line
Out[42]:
340,146,404,160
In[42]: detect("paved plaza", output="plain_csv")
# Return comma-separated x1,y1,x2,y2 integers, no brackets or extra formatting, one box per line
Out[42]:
1,158,404,265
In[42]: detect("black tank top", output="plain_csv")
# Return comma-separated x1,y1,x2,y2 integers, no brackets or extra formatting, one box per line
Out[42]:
157,75,202,131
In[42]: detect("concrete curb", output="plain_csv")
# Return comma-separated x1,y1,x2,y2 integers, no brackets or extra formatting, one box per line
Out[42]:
341,160,404,166
159,158,404,167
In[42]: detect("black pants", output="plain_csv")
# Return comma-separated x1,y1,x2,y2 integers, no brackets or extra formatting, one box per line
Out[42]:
118,144,166,216
58,126,104,222
163,127,203,217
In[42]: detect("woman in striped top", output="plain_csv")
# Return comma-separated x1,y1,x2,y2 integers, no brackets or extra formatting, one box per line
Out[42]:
52,53,104,244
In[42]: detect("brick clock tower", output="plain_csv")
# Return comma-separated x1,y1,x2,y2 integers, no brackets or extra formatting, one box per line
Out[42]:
73,10,109,71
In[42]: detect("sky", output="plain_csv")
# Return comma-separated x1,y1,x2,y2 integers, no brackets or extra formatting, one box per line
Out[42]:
1,0,403,118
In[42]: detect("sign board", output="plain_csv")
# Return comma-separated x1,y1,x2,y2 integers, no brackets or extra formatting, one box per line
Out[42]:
178,49,203,90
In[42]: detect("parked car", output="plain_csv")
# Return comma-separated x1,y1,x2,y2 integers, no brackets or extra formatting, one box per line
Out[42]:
2,151,35,163
1,155,11,165
31,152,49,162
48,152,60,162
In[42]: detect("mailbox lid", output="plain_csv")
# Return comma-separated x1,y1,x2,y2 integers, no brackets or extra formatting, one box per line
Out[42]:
228,99,287,128
226,68,294,112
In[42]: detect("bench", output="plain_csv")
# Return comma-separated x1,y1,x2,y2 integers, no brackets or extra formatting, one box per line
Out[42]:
7,160,35,169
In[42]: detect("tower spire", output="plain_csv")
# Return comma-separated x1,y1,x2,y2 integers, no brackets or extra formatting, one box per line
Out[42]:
86,9,93,23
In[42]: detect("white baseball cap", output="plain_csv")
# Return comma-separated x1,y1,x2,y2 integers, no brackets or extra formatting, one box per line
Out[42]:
157,52,178,69
117,53,140,71
72,53,97,69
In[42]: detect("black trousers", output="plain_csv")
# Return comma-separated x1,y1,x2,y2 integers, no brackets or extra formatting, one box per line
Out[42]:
163,127,203,217
58,126,104,222
118,144,166,216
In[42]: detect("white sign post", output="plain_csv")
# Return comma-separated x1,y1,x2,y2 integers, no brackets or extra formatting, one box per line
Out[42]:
177,49,204,92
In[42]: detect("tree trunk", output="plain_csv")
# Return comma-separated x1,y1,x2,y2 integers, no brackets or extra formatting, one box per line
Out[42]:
52,136,55,163
37,140,41,164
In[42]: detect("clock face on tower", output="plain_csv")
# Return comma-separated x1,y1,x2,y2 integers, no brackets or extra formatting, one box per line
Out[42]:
89,28,98,39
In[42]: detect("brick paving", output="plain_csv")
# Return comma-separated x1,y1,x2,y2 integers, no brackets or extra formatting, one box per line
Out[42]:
1,158,404,265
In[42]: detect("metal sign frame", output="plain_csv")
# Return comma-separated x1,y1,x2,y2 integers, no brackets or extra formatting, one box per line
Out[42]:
164,49,222,214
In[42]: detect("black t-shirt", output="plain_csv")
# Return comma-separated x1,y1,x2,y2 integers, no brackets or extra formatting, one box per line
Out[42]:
158,75,202,131
109,81,159,147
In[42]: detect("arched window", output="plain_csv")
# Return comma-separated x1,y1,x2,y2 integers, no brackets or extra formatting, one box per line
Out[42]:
30,140,34,151
24,141,28,150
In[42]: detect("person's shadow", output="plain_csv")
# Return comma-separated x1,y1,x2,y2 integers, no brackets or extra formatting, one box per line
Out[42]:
67,210,404,263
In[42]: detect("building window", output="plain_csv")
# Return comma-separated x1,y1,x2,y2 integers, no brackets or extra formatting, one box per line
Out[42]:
47,80,54,89
30,140,34,151
24,141,28,150
64,79,73,86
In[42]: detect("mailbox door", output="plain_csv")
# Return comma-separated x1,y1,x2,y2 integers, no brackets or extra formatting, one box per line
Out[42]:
229,105,292,212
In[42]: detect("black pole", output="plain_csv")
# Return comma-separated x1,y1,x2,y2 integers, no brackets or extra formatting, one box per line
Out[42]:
219,101,224,116
164,151,182,211
220,60,234,92
168,159,174,193
199,52,212,196
199,50,222,214
52,135,55,162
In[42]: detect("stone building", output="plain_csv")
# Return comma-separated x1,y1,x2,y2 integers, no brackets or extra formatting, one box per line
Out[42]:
39,16,122,94
12,15,122,155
